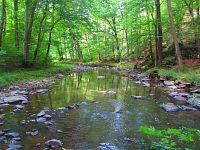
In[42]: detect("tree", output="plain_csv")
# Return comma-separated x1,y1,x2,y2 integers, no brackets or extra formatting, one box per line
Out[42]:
0,0,5,50
14,0,19,50
155,0,163,64
167,0,183,71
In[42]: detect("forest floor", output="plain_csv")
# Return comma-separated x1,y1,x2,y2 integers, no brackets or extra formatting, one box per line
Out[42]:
0,64,74,88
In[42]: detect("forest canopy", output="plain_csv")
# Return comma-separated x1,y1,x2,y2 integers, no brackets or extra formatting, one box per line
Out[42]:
0,0,199,70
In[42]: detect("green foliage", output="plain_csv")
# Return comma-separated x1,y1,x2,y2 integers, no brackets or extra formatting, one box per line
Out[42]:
139,126,200,149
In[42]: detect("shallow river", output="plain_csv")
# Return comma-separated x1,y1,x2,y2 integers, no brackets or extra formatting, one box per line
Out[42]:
1,68,200,149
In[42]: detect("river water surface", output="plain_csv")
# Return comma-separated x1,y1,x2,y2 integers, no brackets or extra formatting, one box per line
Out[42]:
2,68,200,149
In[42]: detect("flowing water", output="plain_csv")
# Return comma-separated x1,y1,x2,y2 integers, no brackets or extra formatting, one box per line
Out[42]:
1,68,200,149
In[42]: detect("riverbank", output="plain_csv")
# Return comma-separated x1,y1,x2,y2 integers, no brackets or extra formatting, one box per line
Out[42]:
80,61,200,86
0,64,74,89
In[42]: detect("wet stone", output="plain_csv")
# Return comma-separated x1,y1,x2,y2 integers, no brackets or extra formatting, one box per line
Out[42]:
179,105,198,111
5,133,20,138
45,139,63,149
15,105,24,110
187,97,200,108
7,143,22,150
0,114,5,119
161,103,179,112
0,131,5,136
36,89,48,94
37,110,46,118
173,96,187,102
33,143,41,147
97,76,105,79
131,95,146,100
13,109,22,113
100,90,117,95
44,121,53,126
164,81,175,86
36,117,47,123
4,96,27,104
21,100,29,104
99,143,119,150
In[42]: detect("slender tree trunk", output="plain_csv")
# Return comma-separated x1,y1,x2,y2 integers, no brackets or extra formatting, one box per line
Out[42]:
14,0,19,50
147,9,154,64
196,7,200,58
167,0,183,71
125,29,129,56
46,27,53,62
155,0,163,64
23,0,29,66
0,0,5,50
23,0,38,66
33,1,48,62
112,17,119,52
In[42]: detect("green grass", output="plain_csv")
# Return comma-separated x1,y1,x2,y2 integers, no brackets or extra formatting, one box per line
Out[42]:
0,64,74,88
147,67,200,85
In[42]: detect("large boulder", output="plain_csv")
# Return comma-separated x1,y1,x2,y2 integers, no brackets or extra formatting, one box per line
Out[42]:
187,96,200,108
161,103,179,112
4,96,27,104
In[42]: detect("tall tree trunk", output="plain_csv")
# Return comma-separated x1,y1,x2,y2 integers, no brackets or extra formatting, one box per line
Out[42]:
23,0,38,66
33,1,48,62
155,0,163,64
112,17,119,52
125,29,129,56
14,0,19,50
167,0,183,71
0,0,5,50
23,0,29,66
147,9,154,64
196,7,200,58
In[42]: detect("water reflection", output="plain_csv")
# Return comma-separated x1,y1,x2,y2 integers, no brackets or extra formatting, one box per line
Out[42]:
1,69,200,149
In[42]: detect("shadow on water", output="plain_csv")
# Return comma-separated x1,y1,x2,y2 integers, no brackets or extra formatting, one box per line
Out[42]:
1,69,200,149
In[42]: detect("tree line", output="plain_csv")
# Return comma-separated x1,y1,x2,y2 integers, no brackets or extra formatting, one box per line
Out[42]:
0,0,199,70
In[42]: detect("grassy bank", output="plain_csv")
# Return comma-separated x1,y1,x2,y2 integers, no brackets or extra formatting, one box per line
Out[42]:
0,64,74,88
156,68,200,85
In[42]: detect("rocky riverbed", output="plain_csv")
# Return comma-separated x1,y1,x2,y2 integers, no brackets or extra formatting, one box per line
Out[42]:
0,65,199,149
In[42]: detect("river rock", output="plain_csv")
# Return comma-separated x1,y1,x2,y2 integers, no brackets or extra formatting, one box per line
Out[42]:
26,129,39,136
10,90,29,96
99,143,118,150
15,105,24,109
161,103,179,112
36,89,48,94
187,97,200,108
45,139,63,149
100,90,117,95
191,89,200,94
5,132,20,138
164,81,175,86
97,76,105,79
173,96,187,102
37,110,46,118
179,105,198,111
4,96,27,104
36,117,47,123
131,95,146,100
8,143,22,150
0,131,5,136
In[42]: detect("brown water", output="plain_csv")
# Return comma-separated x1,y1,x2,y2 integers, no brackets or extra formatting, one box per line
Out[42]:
1,68,200,149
